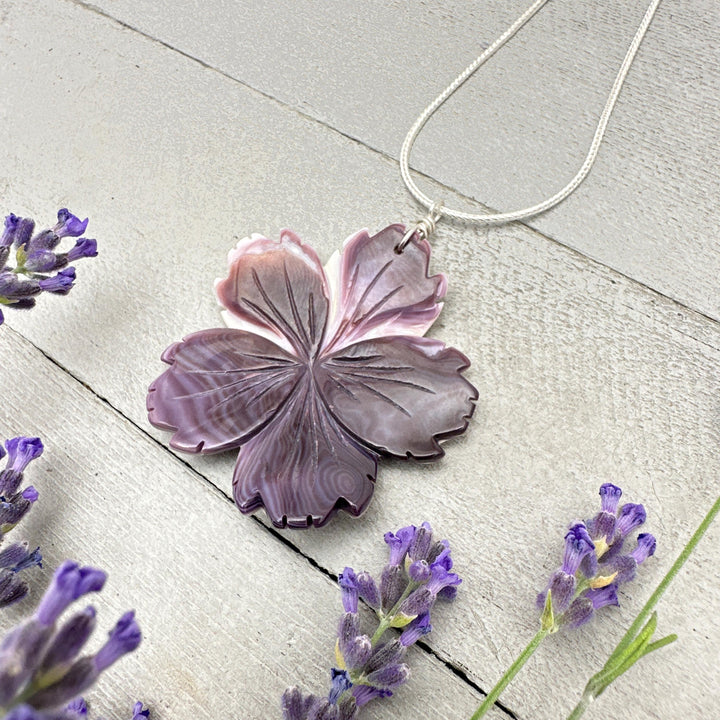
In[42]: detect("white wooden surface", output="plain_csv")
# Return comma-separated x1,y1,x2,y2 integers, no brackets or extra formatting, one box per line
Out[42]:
1,0,719,718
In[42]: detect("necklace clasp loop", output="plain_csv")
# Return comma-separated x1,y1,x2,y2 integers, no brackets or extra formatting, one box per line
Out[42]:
395,202,444,254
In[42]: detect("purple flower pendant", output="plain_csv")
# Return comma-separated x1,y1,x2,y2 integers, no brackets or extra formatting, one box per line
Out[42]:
147,225,477,528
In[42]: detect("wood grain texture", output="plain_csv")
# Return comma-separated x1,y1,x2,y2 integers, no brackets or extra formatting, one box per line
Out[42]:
0,328,498,720
1,0,719,718
66,0,720,322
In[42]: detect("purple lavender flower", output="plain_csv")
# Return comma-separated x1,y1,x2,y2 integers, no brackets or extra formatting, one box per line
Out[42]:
0,210,97,326
281,523,460,718
538,484,656,630
53,210,88,240
38,269,76,296
0,438,45,608
129,702,150,719
66,698,87,716
0,562,141,716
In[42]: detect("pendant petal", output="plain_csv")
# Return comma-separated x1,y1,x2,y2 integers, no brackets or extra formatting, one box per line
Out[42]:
318,336,477,459
147,329,303,453
216,231,329,359
232,374,378,528
324,225,446,352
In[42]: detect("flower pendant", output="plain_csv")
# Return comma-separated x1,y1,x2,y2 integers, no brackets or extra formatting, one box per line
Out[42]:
147,224,477,528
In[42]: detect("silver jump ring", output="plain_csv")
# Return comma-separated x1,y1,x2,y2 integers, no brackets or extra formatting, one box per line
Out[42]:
395,202,444,254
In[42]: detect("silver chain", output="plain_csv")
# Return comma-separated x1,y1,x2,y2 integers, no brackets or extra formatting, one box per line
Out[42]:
399,0,663,231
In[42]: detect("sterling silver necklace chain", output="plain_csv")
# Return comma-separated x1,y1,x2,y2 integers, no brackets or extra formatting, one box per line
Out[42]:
399,0,663,245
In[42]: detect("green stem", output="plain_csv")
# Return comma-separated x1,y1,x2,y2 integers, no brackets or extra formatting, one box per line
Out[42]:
605,494,720,668
370,581,418,646
566,690,594,720
469,628,548,720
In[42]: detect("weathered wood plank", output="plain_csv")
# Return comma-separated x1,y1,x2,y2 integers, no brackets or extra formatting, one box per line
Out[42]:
1,0,719,718
0,327,498,720
67,0,720,322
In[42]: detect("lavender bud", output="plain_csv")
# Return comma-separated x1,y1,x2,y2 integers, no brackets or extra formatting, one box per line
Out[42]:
67,239,97,262
379,564,406,613
26,230,60,253
25,656,98,710
585,584,619,610
384,526,415,566
364,639,405,674
400,612,432,647
338,568,358,614
22,486,39,503
561,523,595,575
38,606,97,677
408,522,432,562
408,560,430,583
35,562,107,627
0,571,29,607
0,273,41,300
282,687,312,720
5,437,44,474
0,470,23,497
1,215,19,247
587,511,616,545
38,268,76,295
328,668,351,704
397,586,432,621
599,483,623,514
336,694,357,720
342,635,371,671
428,541,452,570
11,546,42,574
0,495,34,530
131,702,150,719
579,548,598,580
0,619,53,704
337,613,359,657
54,210,88,239
13,218,35,248
66,697,87,716
365,663,410,690
24,250,60,273
355,571,379,610
632,533,657,564
560,597,594,628
305,698,334,720
0,542,32,569
609,554,637,584
351,686,391,708
93,610,141,671
616,503,646,538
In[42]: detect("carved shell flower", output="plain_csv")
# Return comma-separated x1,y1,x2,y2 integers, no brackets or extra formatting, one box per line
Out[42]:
147,225,477,528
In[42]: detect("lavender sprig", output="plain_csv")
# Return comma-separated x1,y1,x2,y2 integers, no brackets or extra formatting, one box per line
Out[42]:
0,438,45,608
281,522,460,719
0,561,141,717
0,210,97,326
567,493,720,719
470,484,655,719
